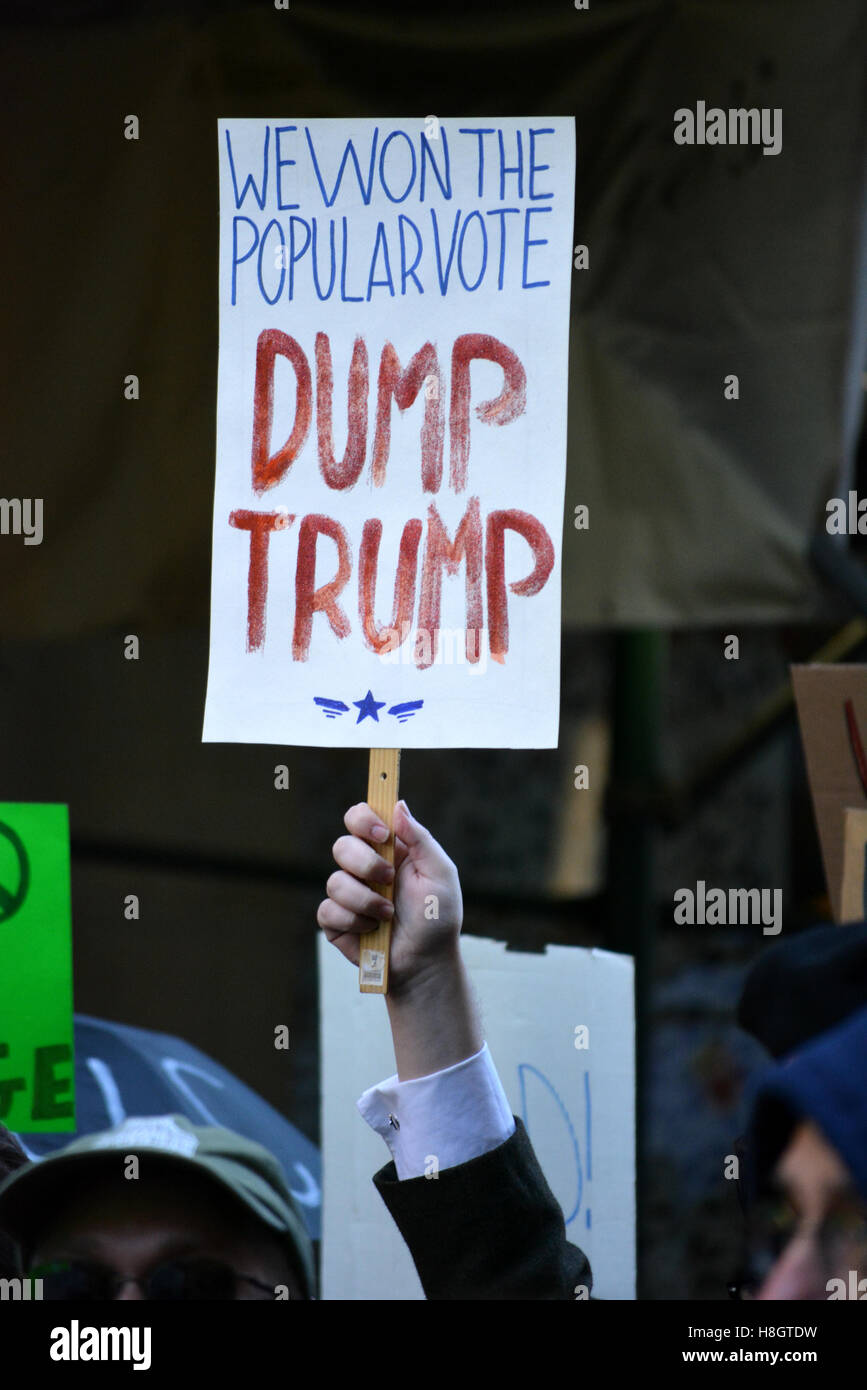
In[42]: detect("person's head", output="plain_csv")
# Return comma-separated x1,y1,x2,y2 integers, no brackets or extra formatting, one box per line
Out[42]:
0,1115,315,1300
739,1006,867,1300
738,921,867,1060
0,1125,28,1280
747,1119,867,1300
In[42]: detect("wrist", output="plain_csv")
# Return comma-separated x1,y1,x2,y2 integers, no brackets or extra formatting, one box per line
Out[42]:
386,942,464,1007
384,943,483,1081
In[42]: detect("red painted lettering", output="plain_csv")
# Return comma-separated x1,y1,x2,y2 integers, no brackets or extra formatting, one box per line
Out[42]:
449,333,526,493
315,332,368,490
371,341,444,492
293,513,352,661
417,498,483,670
229,509,295,651
251,329,312,493
359,518,423,654
485,509,554,663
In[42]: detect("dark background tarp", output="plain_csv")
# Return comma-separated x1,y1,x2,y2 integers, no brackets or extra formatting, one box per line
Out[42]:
2,0,866,637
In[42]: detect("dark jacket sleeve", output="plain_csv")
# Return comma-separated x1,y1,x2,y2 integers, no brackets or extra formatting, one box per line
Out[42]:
371,1116,592,1300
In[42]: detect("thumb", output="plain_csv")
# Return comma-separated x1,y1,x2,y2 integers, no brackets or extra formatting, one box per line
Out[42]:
393,800,438,871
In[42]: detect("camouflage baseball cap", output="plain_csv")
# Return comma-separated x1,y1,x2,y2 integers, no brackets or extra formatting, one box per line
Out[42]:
0,1114,315,1297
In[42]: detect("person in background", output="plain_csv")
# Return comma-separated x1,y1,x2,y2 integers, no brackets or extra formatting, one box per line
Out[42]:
728,922,867,1298
737,921,867,1061
0,800,590,1300
0,1113,313,1300
739,1003,867,1300
0,1126,28,1280
318,799,591,1299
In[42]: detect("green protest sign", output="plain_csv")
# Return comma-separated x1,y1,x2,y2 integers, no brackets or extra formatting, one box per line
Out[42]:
0,803,75,1132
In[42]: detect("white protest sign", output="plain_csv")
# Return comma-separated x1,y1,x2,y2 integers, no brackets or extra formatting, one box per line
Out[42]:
204,118,575,749
319,934,635,1300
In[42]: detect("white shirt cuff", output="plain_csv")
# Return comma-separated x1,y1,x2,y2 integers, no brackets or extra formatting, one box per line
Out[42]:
357,1042,516,1181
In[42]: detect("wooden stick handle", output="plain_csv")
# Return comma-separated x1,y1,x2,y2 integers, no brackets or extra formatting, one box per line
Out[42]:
359,748,401,994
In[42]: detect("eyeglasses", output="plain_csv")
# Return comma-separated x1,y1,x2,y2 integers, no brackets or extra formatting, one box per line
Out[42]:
728,1196,867,1300
28,1257,277,1301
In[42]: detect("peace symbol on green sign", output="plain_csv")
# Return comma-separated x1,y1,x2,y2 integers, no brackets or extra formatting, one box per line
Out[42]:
0,821,30,922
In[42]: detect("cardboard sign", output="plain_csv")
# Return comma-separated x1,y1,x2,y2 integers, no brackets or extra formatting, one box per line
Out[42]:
840,807,867,924
203,118,575,749
0,803,75,1132
792,665,867,922
319,934,635,1300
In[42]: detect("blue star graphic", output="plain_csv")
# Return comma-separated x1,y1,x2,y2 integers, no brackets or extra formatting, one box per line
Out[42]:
353,690,386,724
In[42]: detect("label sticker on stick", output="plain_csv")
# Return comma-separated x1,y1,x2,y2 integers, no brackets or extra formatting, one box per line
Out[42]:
0,803,75,1132
360,949,385,989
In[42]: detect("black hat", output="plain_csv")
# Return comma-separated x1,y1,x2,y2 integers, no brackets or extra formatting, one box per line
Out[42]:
737,921,867,1059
